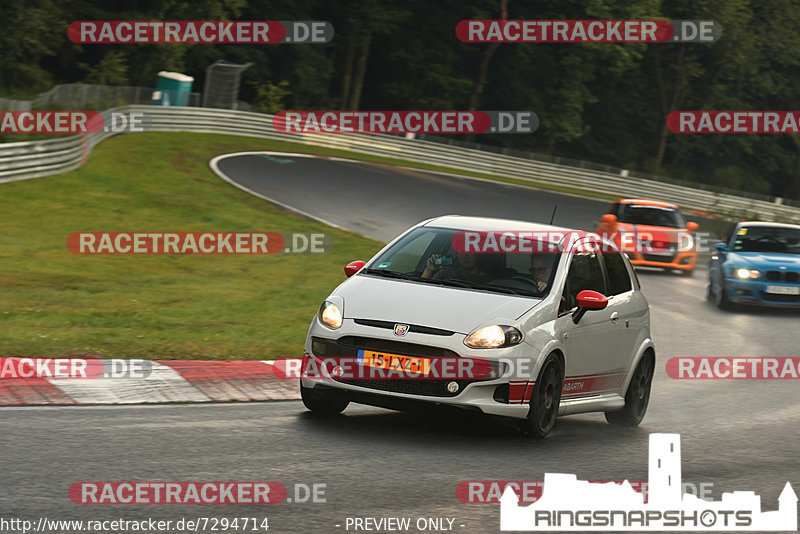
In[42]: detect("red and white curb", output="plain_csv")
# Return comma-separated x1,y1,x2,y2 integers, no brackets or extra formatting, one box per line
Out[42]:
0,360,302,405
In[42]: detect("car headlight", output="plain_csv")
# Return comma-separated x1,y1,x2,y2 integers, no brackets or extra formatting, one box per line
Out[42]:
464,325,522,349
733,268,760,279
318,301,343,330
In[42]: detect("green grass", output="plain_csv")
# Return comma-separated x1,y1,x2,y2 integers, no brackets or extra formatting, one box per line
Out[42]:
0,133,385,360
0,130,724,360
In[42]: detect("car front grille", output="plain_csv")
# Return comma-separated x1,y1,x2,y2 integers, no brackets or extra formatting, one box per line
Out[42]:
760,291,800,303
766,271,799,283
335,378,472,397
353,319,454,336
310,336,480,398
642,254,676,263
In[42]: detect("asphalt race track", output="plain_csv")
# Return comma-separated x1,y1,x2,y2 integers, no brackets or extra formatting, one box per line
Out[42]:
2,153,799,533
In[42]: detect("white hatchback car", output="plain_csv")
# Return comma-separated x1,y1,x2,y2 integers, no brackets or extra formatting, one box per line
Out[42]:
301,216,655,437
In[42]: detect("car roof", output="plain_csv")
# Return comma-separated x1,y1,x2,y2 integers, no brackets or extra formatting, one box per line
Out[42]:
616,198,679,209
422,215,576,234
738,221,800,230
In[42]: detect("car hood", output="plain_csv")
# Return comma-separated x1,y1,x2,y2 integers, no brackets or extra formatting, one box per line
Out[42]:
333,274,541,334
728,251,800,268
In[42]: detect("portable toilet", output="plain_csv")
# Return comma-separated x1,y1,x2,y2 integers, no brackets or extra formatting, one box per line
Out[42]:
155,71,194,106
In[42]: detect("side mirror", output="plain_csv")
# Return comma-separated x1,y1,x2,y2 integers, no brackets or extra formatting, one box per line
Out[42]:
715,242,728,252
572,290,609,324
600,214,618,231
686,221,699,231
344,260,366,277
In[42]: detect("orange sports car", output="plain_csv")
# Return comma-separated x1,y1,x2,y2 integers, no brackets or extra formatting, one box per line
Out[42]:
596,199,699,276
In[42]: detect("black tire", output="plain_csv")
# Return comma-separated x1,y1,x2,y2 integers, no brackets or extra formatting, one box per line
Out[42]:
681,268,694,277
715,279,733,311
520,354,564,438
300,383,349,415
706,275,714,302
605,352,654,427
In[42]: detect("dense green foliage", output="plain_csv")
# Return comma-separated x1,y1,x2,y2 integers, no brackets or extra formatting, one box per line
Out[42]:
3,0,800,199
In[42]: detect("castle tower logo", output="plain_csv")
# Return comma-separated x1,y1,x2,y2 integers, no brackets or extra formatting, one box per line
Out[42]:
500,434,797,531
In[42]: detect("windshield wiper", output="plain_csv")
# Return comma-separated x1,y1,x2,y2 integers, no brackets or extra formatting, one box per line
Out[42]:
362,268,413,280
433,278,536,296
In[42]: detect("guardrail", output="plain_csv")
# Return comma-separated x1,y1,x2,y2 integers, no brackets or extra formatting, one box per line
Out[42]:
2,105,799,223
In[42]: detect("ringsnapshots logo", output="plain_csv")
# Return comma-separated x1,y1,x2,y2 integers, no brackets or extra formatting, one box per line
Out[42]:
500,434,797,531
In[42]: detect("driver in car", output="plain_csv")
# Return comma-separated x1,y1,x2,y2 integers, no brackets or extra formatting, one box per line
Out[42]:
530,253,556,291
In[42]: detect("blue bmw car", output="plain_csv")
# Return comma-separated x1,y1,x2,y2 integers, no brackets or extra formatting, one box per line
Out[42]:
708,222,800,310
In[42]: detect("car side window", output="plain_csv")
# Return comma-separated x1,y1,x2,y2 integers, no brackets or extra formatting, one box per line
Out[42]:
563,251,606,310
602,251,632,296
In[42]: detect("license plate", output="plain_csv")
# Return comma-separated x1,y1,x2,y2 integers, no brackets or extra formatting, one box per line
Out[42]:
766,285,800,295
357,350,431,375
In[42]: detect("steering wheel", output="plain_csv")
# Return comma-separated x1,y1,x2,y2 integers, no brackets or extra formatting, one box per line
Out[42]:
507,275,539,286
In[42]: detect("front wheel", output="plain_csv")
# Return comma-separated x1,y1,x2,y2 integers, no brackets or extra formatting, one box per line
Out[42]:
605,352,654,427
520,354,564,438
715,279,733,311
300,383,349,415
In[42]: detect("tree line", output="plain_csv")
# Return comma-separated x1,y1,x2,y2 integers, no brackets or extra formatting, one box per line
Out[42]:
3,0,800,200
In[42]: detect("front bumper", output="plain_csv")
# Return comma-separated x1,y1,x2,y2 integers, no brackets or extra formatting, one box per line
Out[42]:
627,251,697,270
301,321,534,420
724,277,800,307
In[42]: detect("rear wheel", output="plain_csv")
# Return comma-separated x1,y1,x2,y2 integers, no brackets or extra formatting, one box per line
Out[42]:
520,354,563,438
300,383,349,415
605,352,654,427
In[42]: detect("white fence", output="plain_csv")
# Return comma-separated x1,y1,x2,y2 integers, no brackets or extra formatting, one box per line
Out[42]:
1,105,798,223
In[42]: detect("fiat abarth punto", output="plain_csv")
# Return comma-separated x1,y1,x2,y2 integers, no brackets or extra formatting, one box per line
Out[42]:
300,216,655,437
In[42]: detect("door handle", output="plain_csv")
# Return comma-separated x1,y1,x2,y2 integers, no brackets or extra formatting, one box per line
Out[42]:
610,311,619,323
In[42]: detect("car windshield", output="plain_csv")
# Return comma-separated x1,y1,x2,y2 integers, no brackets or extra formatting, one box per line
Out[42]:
363,227,559,298
619,205,684,228
732,226,800,254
